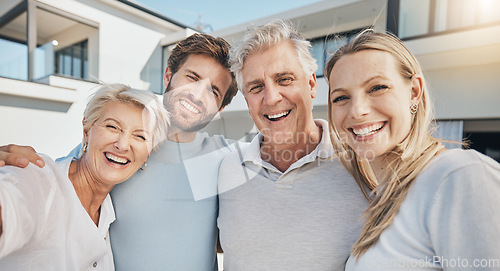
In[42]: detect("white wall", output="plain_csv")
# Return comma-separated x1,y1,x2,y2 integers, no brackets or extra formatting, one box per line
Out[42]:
0,77,97,159
0,0,188,158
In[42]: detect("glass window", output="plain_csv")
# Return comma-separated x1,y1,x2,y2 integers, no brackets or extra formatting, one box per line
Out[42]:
0,38,27,80
398,0,500,39
0,3,96,82
54,40,88,79
399,0,431,38
309,30,361,77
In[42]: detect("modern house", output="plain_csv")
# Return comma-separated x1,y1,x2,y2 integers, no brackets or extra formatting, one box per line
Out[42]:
0,0,196,158
1,0,499,162
210,0,500,161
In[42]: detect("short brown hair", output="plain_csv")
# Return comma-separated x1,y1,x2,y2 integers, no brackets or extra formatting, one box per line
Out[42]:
168,33,238,109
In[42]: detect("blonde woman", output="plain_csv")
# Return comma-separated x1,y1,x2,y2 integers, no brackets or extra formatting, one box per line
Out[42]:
326,30,500,270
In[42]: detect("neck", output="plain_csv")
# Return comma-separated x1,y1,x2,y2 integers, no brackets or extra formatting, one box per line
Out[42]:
369,152,399,181
167,126,197,143
68,159,114,226
261,121,322,172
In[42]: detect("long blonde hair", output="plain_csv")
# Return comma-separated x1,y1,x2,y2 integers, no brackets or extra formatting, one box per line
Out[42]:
325,30,444,257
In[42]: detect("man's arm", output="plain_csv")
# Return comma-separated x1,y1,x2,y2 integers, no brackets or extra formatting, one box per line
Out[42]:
0,145,44,168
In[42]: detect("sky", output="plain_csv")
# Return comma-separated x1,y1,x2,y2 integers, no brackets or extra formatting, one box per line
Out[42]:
133,0,324,32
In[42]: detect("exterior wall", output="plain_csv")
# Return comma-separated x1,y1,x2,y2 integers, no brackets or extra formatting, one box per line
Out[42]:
0,77,96,158
213,0,500,140
0,0,187,159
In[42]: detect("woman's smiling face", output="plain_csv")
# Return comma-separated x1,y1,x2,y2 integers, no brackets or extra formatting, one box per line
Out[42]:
328,49,421,160
83,101,153,185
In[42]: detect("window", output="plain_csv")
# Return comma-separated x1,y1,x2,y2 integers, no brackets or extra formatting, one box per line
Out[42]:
55,40,88,80
0,1,97,82
309,29,364,77
397,0,500,39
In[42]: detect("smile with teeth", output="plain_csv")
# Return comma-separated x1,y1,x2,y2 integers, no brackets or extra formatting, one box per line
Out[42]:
180,99,200,114
265,110,291,121
105,152,130,165
351,122,385,137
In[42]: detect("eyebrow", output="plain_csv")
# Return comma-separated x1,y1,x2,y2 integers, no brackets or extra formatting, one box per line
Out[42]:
330,75,387,94
275,72,295,77
244,79,264,89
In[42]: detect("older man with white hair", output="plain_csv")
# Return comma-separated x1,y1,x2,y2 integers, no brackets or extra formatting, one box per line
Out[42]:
217,20,369,270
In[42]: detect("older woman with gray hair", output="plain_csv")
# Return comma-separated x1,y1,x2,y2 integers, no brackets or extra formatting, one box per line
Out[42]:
0,84,168,270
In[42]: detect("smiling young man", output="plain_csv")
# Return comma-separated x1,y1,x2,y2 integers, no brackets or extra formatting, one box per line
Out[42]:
0,33,238,271
217,20,369,270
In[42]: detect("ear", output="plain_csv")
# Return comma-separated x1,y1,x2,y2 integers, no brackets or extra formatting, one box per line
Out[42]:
82,119,90,144
410,74,423,105
163,67,173,88
309,73,318,99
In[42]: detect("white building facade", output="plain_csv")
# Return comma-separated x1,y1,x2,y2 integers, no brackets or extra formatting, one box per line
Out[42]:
0,0,196,158
1,0,499,162
210,0,500,162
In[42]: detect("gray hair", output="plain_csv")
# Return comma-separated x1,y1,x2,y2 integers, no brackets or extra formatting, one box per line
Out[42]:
230,19,318,90
83,84,169,152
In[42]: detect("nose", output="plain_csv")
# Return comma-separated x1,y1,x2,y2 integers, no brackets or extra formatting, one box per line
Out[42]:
114,134,131,152
263,84,282,106
350,96,370,119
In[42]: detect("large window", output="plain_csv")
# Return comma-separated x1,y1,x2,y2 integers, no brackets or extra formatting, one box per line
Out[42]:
55,40,88,80
309,29,364,77
397,0,500,39
0,1,97,82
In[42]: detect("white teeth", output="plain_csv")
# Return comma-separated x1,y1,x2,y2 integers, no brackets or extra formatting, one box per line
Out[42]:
180,100,200,114
352,123,384,136
105,153,128,164
267,111,290,120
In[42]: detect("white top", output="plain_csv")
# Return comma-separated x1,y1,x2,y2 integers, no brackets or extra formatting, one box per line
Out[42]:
346,149,500,271
218,120,368,270
0,155,115,270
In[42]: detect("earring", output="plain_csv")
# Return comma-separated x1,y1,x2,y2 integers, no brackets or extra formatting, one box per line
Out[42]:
83,143,88,153
140,162,147,171
410,103,418,114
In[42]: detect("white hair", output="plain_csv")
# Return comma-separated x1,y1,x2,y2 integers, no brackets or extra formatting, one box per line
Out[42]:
83,84,169,152
230,19,318,91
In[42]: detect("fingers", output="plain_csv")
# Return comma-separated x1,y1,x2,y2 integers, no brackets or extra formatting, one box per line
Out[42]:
0,144,45,168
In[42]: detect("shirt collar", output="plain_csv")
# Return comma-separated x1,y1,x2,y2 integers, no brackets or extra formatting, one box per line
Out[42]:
242,119,334,170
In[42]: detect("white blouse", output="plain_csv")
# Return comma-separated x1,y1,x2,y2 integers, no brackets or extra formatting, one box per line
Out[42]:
0,155,115,270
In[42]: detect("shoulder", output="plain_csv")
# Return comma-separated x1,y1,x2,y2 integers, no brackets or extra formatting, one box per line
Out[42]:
420,149,499,180
415,149,500,204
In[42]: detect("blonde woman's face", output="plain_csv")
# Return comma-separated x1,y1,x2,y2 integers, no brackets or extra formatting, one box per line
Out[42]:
328,50,420,160
83,101,153,186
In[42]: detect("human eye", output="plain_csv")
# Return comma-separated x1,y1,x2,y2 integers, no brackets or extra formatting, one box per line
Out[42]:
186,74,198,81
209,86,220,98
105,123,119,131
369,84,388,94
331,95,349,104
134,133,148,141
277,77,293,85
248,84,263,94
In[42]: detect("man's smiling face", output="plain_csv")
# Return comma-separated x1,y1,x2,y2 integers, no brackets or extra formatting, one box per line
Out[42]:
241,41,317,143
163,54,232,134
